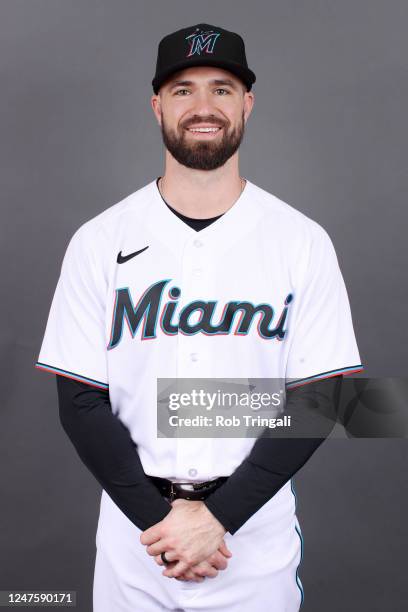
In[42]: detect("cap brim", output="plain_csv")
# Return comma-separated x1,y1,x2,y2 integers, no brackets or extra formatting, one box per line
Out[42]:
152,57,256,94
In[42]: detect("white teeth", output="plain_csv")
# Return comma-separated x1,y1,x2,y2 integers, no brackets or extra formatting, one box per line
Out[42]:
188,127,220,132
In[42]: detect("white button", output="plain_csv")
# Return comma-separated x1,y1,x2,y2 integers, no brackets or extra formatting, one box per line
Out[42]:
188,468,197,477
190,352,199,362
192,268,202,276
193,239,203,248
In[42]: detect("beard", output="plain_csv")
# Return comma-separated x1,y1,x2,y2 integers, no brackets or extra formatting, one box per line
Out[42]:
160,112,245,171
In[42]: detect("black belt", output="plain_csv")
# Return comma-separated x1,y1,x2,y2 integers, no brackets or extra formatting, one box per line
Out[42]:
148,475,228,501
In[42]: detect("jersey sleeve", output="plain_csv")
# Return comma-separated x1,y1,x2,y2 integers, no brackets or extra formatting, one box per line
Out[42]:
35,223,109,390
285,224,364,390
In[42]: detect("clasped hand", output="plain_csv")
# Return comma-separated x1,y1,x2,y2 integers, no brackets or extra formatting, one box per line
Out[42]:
140,499,232,582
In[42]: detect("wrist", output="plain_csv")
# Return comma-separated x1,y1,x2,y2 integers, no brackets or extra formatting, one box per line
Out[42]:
201,502,227,536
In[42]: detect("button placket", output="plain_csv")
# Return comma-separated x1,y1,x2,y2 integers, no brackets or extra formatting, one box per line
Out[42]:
178,238,209,373
175,238,212,480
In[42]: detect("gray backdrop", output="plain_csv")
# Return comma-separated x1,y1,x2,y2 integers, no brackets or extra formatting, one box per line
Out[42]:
1,1,407,610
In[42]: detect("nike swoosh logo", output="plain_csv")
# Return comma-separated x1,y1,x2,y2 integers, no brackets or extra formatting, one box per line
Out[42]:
117,246,149,264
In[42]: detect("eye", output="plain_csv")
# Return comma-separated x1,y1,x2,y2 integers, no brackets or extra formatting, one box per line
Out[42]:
174,89,190,96
215,88,230,95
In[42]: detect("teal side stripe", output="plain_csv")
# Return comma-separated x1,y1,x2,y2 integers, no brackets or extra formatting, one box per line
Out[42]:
291,479,305,608
295,524,305,606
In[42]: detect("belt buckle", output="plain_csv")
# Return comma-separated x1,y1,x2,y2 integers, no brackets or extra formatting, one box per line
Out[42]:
169,482,176,502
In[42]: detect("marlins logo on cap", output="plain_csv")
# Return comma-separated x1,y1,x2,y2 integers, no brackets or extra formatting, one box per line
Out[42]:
185,27,221,57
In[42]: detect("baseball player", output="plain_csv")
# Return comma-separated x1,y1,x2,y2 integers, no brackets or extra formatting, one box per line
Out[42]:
35,23,363,611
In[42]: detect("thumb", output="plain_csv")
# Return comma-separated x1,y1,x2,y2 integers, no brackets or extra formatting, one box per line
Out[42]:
219,540,232,558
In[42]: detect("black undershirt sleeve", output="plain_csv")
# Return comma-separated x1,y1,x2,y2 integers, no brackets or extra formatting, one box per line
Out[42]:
56,374,172,531
203,375,342,534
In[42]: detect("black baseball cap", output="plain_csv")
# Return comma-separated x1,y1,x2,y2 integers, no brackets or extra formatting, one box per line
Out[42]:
152,23,256,94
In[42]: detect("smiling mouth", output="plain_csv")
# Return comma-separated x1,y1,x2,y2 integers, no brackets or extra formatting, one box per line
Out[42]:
186,127,223,135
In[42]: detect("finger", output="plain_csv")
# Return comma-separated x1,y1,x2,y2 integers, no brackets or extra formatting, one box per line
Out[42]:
191,561,218,579
177,571,204,583
160,552,178,565
219,540,233,558
163,560,189,578
140,526,161,546
146,541,170,557
155,554,177,567
208,551,228,571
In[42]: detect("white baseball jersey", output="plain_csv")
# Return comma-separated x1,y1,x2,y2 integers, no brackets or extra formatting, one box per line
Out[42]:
35,178,363,481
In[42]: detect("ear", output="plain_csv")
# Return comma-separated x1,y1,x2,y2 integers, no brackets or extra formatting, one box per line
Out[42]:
243,91,255,123
151,94,162,126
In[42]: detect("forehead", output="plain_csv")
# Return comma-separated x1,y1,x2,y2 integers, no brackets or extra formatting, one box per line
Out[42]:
164,66,242,88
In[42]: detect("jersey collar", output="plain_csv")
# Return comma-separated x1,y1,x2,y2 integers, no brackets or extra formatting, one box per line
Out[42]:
145,177,262,254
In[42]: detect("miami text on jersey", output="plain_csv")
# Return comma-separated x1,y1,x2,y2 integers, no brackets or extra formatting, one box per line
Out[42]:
108,279,293,348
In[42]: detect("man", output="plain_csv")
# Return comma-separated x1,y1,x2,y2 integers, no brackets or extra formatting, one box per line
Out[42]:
36,23,363,611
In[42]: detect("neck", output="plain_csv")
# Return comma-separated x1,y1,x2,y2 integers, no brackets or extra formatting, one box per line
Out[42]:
159,153,245,219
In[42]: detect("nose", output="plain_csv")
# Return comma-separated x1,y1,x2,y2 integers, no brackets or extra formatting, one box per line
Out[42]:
190,87,218,118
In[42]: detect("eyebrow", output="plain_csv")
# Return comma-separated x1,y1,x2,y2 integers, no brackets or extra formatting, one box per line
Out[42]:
169,78,238,90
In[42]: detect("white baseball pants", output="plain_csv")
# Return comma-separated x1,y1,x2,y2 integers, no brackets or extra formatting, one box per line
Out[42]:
93,483,304,611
